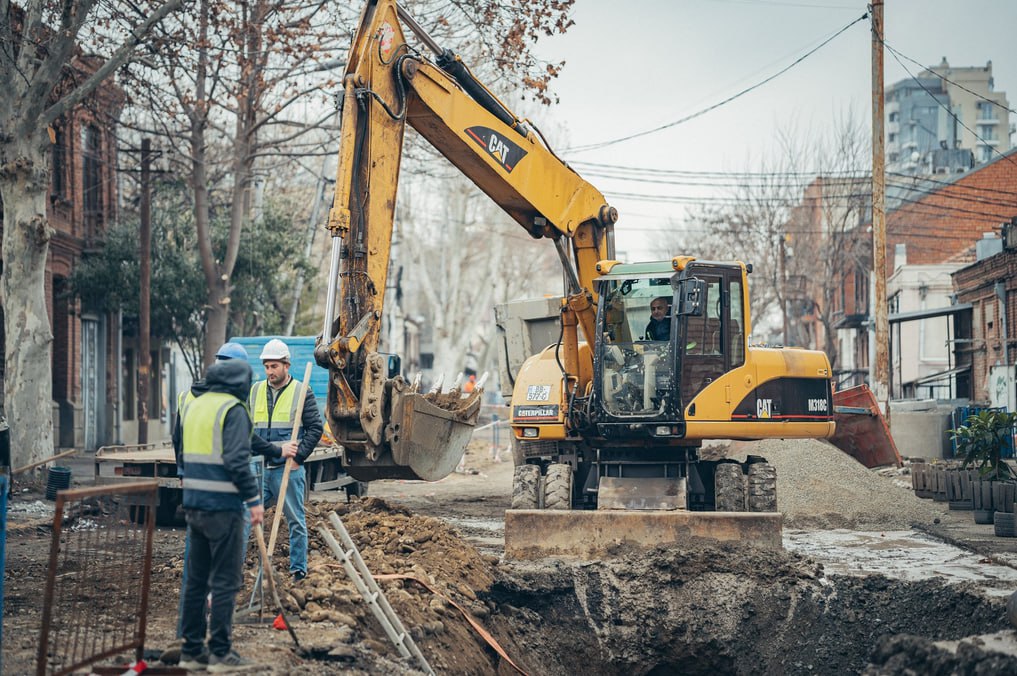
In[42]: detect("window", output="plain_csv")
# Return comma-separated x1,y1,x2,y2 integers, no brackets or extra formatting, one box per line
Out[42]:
82,125,102,237
888,132,897,144
728,278,744,368
51,124,67,200
888,112,899,122
599,276,674,416
854,267,869,313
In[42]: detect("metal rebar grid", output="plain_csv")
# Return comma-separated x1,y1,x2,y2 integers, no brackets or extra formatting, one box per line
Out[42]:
36,481,157,676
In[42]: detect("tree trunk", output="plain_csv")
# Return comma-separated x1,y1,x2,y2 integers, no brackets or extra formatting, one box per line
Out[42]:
1,137,55,468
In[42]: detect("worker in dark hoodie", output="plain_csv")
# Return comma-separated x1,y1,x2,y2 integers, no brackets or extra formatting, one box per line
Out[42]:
177,359,263,672
171,344,296,648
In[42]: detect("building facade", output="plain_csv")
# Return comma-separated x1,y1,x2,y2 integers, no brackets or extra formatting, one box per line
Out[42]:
0,57,151,450
951,240,1017,404
887,58,1012,174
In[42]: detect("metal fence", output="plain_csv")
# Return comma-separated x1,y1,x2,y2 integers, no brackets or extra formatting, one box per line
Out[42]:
36,481,157,676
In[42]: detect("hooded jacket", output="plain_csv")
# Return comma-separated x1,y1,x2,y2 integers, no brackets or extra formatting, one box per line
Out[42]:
180,360,261,512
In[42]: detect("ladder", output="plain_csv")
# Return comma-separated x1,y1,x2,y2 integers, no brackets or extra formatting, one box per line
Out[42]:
317,511,435,675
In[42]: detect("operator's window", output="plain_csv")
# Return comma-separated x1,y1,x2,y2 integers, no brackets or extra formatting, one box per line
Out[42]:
728,277,745,368
599,277,673,416
685,278,723,356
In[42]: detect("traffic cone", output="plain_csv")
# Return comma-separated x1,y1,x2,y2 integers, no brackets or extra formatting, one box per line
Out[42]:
272,613,288,631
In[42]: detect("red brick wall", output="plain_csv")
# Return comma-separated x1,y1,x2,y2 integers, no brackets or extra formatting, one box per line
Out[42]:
885,151,1017,279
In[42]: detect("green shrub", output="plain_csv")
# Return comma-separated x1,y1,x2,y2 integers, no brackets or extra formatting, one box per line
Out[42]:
951,410,1017,481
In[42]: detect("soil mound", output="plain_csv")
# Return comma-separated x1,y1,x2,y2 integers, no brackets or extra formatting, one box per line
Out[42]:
725,439,946,530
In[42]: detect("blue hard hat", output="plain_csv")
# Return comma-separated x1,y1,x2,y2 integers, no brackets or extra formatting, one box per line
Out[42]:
215,342,248,361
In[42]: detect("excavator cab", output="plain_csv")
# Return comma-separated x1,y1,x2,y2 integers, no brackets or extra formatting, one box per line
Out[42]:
592,261,743,431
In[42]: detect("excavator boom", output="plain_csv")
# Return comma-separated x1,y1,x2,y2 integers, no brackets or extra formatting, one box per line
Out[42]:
316,0,615,481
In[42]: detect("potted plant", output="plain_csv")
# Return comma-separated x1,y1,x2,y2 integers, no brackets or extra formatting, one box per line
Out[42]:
951,410,1017,531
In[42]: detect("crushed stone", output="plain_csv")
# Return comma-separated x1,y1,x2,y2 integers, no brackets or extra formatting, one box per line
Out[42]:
722,438,948,530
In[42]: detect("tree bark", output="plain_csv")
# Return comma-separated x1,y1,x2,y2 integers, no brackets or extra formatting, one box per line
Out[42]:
1,136,55,467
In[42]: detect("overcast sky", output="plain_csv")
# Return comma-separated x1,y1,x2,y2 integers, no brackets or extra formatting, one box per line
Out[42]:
529,0,1017,259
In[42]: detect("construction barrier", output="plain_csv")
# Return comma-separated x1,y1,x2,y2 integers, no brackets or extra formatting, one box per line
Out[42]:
36,481,157,676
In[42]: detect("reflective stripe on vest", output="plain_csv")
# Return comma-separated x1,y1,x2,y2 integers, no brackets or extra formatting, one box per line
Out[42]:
177,390,195,419
249,380,300,437
181,391,241,494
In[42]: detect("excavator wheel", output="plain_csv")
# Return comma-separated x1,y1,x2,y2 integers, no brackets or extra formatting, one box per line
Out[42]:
747,462,777,512
714,462,746,512
543,463,573,510
511,464,541,509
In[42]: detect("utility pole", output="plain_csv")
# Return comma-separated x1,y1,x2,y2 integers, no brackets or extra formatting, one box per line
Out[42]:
138,138,152,444
779,232,789,345
870,1,890,417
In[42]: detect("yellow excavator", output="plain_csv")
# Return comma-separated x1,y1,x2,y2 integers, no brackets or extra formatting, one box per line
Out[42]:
315,0,836,556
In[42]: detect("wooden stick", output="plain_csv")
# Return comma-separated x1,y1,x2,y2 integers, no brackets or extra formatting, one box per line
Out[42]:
11,448,78,476
254,523,300,647
267,362,313,557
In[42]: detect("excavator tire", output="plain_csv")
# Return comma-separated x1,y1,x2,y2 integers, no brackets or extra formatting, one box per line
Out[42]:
543,463,573,510
747,462,777,512
714,462,746,512
511,464,541,509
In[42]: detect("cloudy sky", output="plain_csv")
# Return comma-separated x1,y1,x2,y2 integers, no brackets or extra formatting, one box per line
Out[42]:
529,0,1017,259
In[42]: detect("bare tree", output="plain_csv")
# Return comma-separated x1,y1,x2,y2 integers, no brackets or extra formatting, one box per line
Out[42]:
666,112,870,369
778,112,870,369
399,175,558,382
0,0,183,466
118,0,575,367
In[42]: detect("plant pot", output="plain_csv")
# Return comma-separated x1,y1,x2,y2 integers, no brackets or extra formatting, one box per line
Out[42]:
993,481,1017,514
972,479,996,521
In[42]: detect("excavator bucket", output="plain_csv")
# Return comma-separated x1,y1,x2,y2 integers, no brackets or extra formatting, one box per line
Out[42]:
341,386,483,482
388,389,483,481
829,384,902,468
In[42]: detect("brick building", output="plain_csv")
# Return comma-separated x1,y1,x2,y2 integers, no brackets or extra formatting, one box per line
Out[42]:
951,238,1017,404
792,148,1017,390
0,58,122,449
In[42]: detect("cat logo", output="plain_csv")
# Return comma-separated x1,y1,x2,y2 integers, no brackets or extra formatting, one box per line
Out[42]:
756,398,773,419
464,126,527,173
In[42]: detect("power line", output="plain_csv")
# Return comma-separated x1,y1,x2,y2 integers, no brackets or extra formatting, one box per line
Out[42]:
881,39,1017,118
563,12,869,153
879,32,1017,171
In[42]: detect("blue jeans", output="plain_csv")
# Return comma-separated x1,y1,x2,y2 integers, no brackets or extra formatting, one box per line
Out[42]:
262,464,307,576
179,509,245,658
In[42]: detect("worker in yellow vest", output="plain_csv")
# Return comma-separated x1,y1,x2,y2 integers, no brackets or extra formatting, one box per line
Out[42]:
177,358,263,671
249,338,323,581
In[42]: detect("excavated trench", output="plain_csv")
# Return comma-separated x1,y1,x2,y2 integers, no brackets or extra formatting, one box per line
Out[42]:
485,543,1014,675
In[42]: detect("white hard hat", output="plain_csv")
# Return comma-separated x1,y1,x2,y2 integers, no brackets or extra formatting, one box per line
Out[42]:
260,338,291,361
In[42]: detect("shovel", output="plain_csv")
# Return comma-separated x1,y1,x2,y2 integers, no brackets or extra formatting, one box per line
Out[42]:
253,522,300,648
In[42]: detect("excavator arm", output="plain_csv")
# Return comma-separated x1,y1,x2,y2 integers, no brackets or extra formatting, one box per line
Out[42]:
315,0,616,481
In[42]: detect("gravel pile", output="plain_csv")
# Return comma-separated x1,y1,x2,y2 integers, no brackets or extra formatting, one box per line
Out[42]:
724,439,947,530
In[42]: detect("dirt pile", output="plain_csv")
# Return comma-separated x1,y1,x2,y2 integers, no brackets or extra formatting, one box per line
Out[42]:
724,439,947,530
863,633,1017,674
242,497,522,674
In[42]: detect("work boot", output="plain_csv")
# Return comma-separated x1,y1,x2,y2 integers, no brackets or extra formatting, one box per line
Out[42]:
207,650,256,673
179,649,209,671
